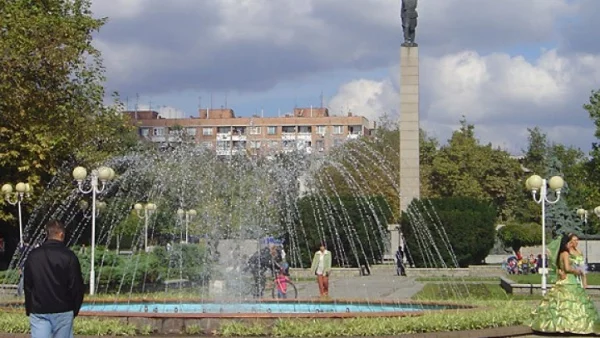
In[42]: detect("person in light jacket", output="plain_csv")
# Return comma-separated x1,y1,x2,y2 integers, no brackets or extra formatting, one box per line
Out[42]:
310,243,332,297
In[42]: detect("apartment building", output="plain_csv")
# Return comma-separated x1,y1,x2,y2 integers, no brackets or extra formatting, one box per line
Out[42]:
125,107,372,156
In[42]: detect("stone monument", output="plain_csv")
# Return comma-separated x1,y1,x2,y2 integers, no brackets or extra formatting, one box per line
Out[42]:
401,0,418,47
392,0,420,252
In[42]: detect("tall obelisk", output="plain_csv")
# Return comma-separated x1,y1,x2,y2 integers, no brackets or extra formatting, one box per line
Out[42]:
386,0,420,257
399,0,420,214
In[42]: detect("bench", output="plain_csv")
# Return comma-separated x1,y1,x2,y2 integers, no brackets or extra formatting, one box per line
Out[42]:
163,279,190,291
500,276,600,295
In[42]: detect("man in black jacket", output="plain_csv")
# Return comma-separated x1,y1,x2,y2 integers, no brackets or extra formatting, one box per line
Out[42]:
25,220,84,338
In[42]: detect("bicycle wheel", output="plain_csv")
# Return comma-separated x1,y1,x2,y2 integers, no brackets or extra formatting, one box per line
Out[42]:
271,280,298,299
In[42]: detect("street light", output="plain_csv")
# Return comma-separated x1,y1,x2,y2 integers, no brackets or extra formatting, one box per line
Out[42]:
526,174,565,295
134,202,157,252
79,200,107,218
1,182,31,244
177,208,196,244
72,166,115,295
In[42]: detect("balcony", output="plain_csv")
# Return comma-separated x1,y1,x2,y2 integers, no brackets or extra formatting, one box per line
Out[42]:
150,135,183,143
296,132,312,141
281,133,296,140
217,133,231,141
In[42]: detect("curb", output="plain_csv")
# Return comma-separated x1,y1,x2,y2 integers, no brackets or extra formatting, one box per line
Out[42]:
0,325,534,338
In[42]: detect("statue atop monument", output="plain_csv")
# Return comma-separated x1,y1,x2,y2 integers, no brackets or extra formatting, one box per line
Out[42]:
401,0,418,47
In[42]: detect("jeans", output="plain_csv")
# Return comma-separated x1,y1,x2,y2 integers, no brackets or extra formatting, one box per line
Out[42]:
30,311,74,338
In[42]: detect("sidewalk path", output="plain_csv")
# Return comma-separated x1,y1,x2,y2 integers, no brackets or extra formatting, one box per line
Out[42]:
294,274,424,300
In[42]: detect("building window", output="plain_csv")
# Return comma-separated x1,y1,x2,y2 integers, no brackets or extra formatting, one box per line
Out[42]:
269,140,279,148
333,126,343,135
267,126,277,135
202,141,213,148
186,127,197,136
217,127,230,134
250,141,261,148
317,126,327,135
298,126,311,133
140,128,150,137
203,127,213,136
334,139,343,147
349,125,362,135
250,126,262,135
282,126,295,133
153,127,164,136
316,139,324,151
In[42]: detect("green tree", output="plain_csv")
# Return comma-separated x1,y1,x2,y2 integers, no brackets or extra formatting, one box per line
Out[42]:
401,196,497,268
548,143,588,209
544,153,581,235
0,0,137,222
522,127,548,176
428,118,522,220
497,222,542,255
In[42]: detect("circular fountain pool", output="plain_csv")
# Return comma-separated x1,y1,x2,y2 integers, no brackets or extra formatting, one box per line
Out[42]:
80,300,464,316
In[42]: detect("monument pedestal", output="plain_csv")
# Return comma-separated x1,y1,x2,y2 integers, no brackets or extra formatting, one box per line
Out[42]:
399,46,420,213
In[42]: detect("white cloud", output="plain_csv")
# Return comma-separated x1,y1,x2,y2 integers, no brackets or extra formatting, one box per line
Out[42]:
327,79,398,121
328,49,600,152
90,0,576,95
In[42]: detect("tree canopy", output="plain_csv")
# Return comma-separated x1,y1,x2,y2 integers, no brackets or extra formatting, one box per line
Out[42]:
0,0,137,222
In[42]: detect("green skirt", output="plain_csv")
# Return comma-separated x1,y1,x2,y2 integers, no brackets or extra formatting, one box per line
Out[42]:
530,278,600,334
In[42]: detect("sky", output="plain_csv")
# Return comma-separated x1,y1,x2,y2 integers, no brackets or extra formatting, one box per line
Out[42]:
90,0,600,154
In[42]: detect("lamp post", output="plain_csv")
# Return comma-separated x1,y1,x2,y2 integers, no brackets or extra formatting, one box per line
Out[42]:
72,166,115,295
1,182,31,244
177,208,197,244
79,200,107,217
134,203,157,252
525,174,565,295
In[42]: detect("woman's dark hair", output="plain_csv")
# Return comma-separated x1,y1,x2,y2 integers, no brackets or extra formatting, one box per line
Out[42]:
557,233,576,268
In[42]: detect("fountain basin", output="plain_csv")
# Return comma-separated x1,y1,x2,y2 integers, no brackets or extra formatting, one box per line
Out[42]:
2,299,475,334
77,299,472,319
81,300,458,316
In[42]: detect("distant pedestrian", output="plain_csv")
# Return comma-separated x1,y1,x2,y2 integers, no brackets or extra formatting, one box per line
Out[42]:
25,220,84,338
274,269,290,299
310,243,332,297
396,246,406,276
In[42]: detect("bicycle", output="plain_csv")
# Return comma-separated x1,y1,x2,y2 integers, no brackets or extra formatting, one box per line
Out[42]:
267,277,298,299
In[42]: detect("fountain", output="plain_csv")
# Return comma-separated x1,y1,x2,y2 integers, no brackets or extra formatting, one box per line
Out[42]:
1,142,473,334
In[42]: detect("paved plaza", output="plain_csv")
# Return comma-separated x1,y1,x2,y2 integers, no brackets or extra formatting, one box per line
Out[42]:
293,273,425,300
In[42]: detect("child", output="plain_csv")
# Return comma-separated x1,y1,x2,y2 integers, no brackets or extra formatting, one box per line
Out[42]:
275,269,289,299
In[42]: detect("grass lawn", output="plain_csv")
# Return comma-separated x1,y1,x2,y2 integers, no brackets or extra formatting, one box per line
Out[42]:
412,282,543,301
415,276,497,282
509,272,600,285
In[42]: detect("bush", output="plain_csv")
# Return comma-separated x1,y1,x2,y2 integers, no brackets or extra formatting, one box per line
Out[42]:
401,197,496,268
497,222,542,254
290,195,392,268
75,243,212,292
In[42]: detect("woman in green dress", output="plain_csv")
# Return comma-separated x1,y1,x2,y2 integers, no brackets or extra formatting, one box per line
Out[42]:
530,233,600,334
